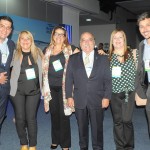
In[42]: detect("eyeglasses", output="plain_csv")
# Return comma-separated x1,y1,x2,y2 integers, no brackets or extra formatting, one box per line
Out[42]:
0,24,12,31
54,32,65,37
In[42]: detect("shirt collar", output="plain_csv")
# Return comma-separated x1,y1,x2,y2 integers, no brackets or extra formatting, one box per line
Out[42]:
0,38,8,45
144,39,150,47
82,50,94,57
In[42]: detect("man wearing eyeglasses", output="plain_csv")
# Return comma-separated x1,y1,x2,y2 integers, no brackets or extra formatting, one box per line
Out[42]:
65,32,112,150
0,16,15,136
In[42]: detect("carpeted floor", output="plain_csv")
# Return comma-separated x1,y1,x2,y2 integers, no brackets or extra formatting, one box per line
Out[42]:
0,100,150,150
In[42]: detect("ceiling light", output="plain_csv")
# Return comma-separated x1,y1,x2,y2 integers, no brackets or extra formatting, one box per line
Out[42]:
86,18,92,22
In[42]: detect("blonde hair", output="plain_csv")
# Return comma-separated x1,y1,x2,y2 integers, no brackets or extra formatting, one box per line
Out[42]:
49,26,70,49
109,29,130,61
15,30,43,63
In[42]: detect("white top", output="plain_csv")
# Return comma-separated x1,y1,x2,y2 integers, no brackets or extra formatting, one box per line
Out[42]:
82,50,94,78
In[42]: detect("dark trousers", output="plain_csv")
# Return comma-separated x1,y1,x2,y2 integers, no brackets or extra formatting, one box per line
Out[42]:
11,92,40,146
146,84,150,137
50,86,71,148
75,107,104,150
0,86,9,134
111,91,134,150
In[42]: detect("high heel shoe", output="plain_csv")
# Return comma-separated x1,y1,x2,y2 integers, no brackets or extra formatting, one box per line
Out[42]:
29,146,36,150
50,144,58,149
20,145,28,150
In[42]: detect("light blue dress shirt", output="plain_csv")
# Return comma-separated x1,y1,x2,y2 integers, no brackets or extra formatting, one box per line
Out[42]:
0,38,9,65
143,39,150,82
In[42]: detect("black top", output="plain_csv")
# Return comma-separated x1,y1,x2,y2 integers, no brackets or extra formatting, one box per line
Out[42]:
48,52,65,86
17,51,40,95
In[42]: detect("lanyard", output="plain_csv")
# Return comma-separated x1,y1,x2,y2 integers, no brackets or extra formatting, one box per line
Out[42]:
0,48,8,65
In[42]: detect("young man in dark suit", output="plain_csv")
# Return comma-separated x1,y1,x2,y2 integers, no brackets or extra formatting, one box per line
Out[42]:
65,32,112,150
0,16,15,135
136,11,150,137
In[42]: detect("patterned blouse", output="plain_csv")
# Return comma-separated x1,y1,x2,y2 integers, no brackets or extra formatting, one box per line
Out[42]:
42,45,75,114
110,53,136,94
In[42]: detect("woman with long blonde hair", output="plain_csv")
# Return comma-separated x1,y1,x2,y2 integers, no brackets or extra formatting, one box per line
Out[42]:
109,29,136,150
10,30,43,150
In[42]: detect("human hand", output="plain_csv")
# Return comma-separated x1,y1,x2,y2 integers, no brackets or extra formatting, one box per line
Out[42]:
44,101,49,112
0,72,8,84
102,98,110,108
67,98,74,108
73,48,80,54
98,50,106,55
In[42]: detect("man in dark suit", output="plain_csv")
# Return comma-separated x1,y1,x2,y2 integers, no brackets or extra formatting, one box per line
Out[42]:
0,16,15,135
136,12,150,137
65,32,112,150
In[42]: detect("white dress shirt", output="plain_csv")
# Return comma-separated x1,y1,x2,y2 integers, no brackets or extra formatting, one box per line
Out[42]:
82,50,94,78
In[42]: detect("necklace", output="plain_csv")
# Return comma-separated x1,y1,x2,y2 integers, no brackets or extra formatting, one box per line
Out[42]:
115,54,124,63
117,54,124,57
114,50,124,57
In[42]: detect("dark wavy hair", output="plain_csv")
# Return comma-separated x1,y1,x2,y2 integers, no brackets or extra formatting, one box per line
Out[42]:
137,11,150,26
0,15,13,29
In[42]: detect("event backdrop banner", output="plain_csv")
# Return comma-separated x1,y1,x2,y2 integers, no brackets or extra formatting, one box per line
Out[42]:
0,13,72,50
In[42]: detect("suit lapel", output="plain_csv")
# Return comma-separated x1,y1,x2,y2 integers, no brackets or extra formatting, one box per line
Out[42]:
141,43,148,85
140,43,144,62
5,40,12,67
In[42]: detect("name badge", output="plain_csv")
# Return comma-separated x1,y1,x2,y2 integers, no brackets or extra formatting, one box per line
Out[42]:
144,60,150,72
25,68,36,80
2,54,7,64
52,59,63,72
112,66,121,78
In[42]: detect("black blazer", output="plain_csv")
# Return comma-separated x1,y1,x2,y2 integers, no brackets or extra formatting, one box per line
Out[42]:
65,51,112,109
135,40,148,99
0,39,15,87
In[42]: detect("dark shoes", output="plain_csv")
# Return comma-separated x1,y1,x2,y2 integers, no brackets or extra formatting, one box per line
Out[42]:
50,144,69,150
50,144,58,149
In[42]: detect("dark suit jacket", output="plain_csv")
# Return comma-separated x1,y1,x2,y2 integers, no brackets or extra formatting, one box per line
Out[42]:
135,40,148,99
65,51,112,109
0,39,15,88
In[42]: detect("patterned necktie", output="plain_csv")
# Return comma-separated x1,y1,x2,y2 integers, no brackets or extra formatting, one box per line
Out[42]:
84,54,90,66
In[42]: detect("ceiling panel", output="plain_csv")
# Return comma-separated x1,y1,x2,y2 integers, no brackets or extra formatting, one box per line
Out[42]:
80,0,150,26
116,0,150,15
